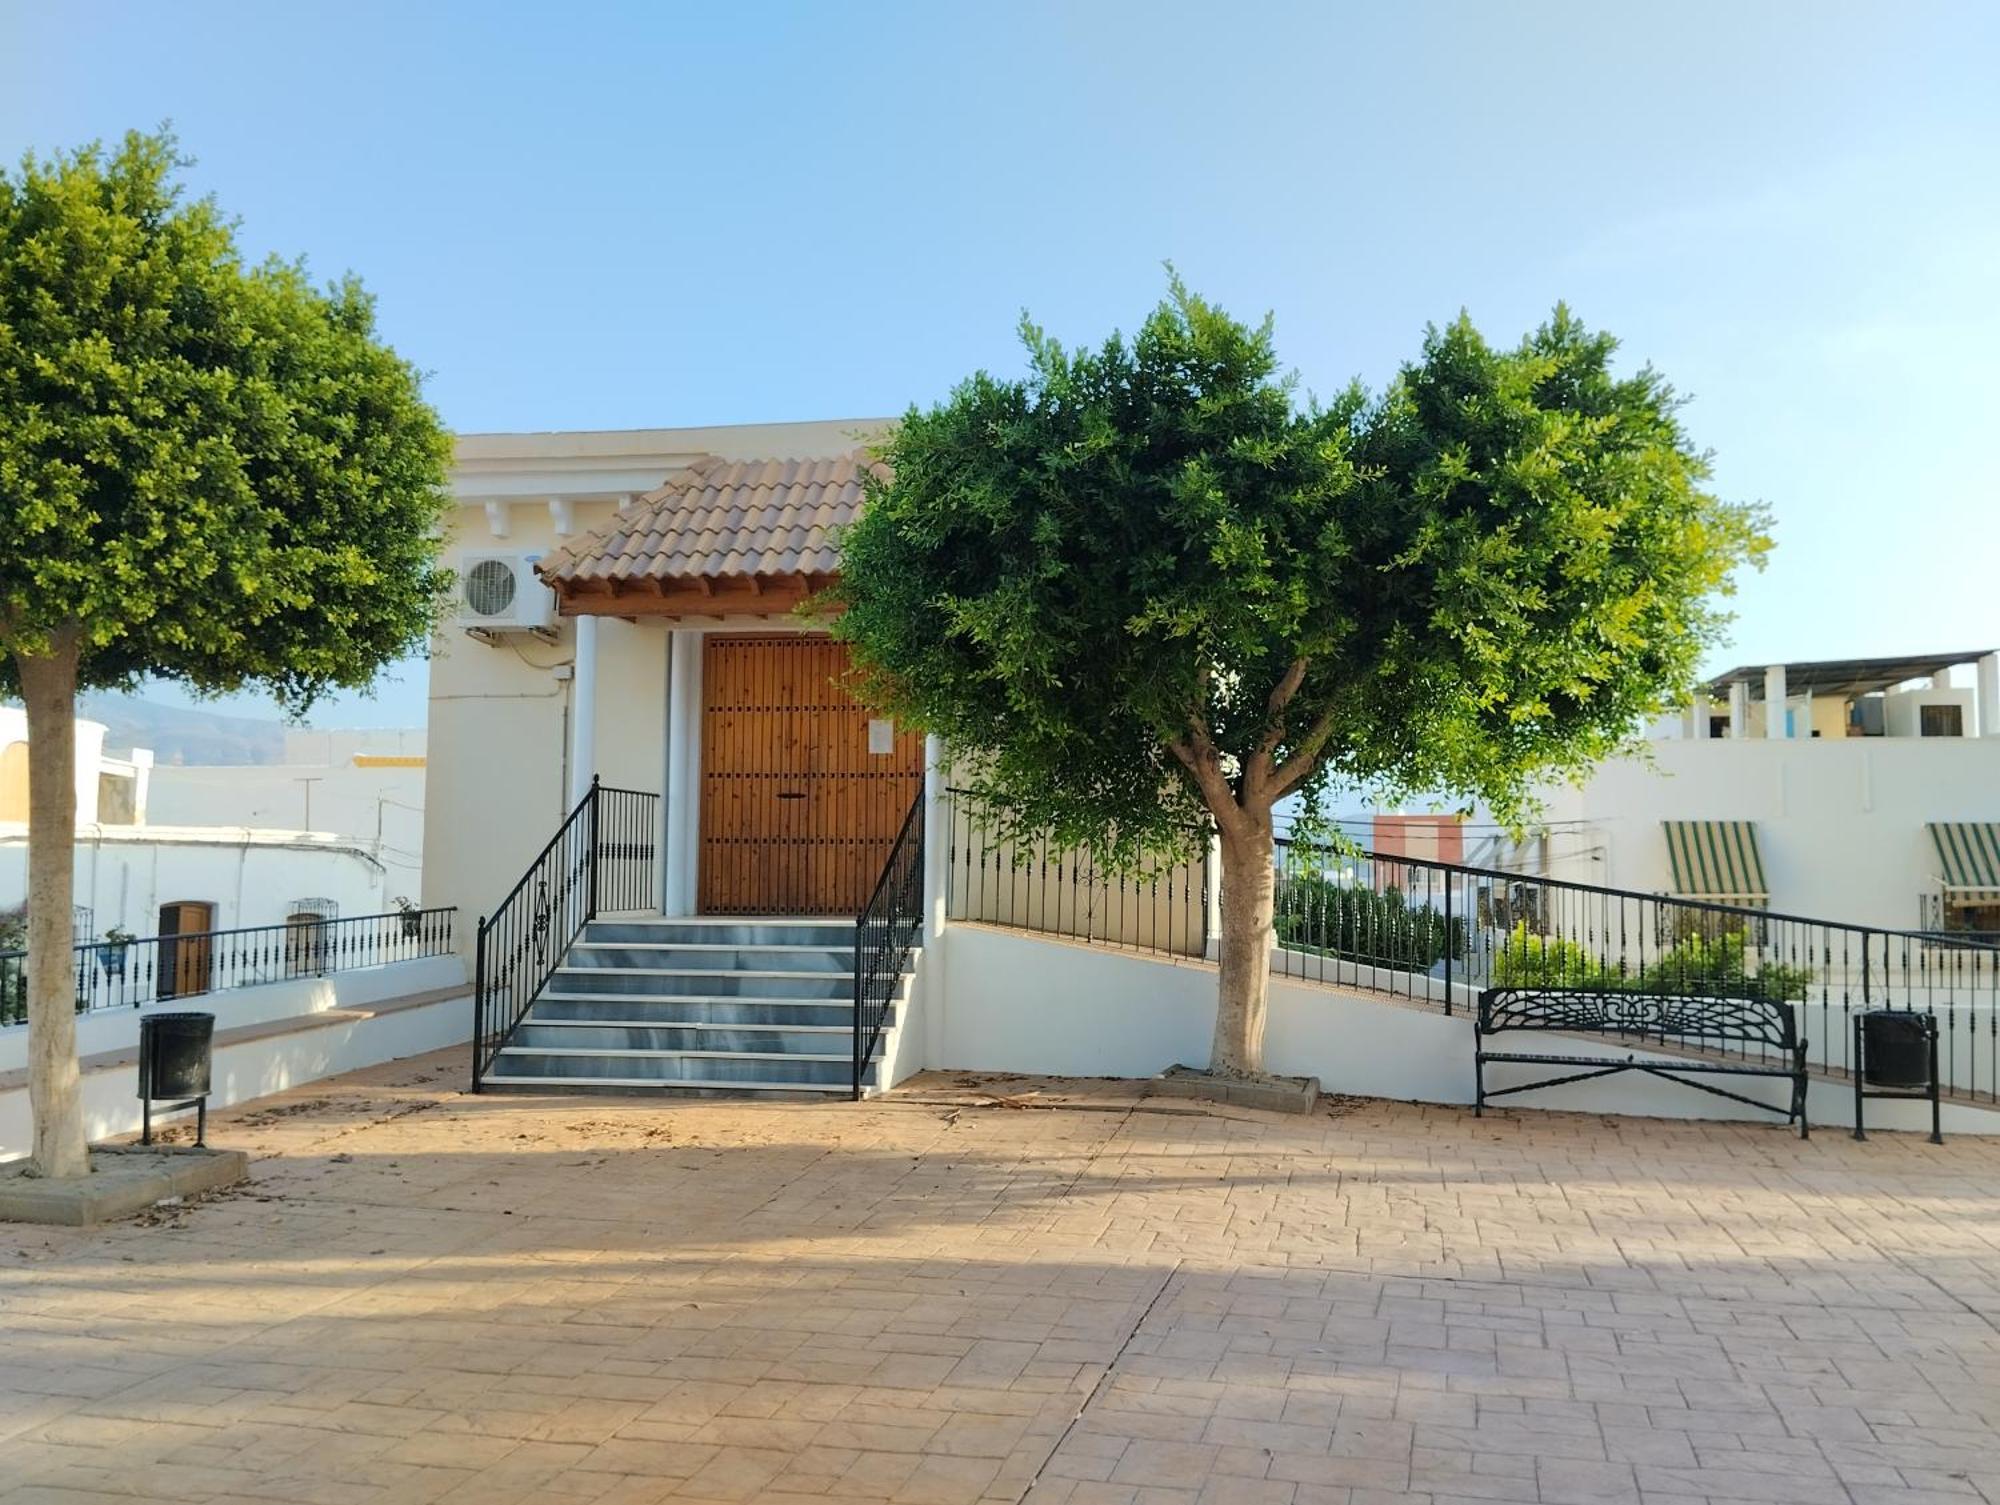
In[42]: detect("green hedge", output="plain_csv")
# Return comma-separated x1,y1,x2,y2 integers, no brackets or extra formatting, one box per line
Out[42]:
1275,877,1466,972
1490,922,1813,1000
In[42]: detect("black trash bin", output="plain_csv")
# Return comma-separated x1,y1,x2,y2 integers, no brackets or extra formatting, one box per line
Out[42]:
1853,1009,1941,1144
138,1011,215,1146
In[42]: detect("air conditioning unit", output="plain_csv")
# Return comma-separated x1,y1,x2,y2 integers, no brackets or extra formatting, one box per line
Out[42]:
456,553,554,633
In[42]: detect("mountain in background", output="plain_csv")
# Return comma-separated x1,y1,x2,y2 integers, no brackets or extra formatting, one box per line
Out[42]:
77,694,288,766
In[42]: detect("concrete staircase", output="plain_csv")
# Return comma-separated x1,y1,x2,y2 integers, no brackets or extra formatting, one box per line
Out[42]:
479,916,910,1096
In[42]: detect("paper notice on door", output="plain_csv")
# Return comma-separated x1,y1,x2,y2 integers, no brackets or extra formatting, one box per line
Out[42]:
867,718,895,755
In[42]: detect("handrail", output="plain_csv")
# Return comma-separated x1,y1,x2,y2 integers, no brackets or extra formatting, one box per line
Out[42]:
852,789,926,1099
941,799,2000,1102
0,907,458,1028
1270,835,2000,1099
471,779,659,1089
1276,834,2000,951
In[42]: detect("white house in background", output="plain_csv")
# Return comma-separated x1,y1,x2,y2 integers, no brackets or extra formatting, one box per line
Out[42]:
1476,650,2000,933
0,705,153,828
0,705,407,944
146,729,427,902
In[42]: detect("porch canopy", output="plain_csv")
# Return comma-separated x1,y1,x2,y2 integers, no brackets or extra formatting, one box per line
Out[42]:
1662,820,1769,906
535,452,880,617
1928,822,2000,902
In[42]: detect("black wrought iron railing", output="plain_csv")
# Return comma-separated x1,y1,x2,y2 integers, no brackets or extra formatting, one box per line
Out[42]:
472,779,659,1089
1273,837,2000,1101
0,907,458,1029
938,804,2000,1104
853,788,926,1099
943,788,1211,960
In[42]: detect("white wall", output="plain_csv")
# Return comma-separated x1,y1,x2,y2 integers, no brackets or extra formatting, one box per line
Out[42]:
147,761,426,899
929,925,2000,1135
0,828,396,941
0,954,463,1075
1520,736,2000,928
280,728,427,763
0,954,468,1161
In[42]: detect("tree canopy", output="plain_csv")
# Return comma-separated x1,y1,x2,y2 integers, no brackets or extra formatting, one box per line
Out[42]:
0,127,451,1175
0,128,452,709
832,277,1768,857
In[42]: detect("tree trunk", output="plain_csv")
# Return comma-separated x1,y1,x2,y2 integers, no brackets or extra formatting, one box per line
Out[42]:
1209,816,1277,1078
18,627,89,1179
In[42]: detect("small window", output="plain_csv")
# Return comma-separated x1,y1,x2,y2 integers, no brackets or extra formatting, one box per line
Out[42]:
285,898,338,977
1920,704,1964,738
1709,716,1731,739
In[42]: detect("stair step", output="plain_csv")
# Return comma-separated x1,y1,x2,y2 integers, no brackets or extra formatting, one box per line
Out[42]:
530,999,874,1030
492,1048,863,1087
564,944,853,973
511,1023,850,1053
485,912,912,1098
547,970,854,999
502,1045,853,1062
582,919,854,947
477,1074,861,1095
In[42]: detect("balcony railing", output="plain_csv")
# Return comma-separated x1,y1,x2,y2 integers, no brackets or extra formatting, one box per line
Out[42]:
0,907,459,1029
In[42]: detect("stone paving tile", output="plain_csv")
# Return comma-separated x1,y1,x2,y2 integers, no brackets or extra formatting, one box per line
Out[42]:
5,1055,2000,1503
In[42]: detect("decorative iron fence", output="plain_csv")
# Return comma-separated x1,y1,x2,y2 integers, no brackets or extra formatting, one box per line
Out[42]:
0,907,458,1030
934,802,2000,1103
472,779,659,1089
1275,837,2000,1102
943,788,1210,960
854,789,925,1099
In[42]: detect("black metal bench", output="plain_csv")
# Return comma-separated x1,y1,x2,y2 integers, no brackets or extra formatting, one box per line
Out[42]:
1475,987,1808,1136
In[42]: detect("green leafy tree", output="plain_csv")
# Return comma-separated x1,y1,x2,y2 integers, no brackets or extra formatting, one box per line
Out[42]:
0,131,451,1176
830,278,1768,1079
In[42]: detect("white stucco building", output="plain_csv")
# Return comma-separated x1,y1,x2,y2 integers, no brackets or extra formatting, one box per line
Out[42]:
0,706,412,944
1478,651,2000,933
405,423,2000,1138
146,730,427,903
423,419,896,927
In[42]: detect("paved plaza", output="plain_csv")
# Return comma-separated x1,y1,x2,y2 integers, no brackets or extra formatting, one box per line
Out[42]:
3,1051,1999,1504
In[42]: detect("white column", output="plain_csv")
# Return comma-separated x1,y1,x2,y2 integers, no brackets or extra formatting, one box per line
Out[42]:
1204,830,1223,959
1978,653,2000,737
1763,664,1788,738
1728,680,1751,739
922,734,948,946
662,628,704,916
568,615,599,807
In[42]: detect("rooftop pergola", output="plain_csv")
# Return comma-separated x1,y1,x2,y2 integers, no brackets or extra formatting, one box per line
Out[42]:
1702,651,1996,701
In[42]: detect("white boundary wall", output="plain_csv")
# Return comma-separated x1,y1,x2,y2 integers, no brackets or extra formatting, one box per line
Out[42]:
0,956,468,1162
923,925,2000,1135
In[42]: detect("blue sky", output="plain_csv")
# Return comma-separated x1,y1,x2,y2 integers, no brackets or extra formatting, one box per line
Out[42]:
4,0,1996,728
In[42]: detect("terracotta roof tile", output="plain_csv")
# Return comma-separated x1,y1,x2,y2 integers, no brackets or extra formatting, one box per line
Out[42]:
536,451,881,588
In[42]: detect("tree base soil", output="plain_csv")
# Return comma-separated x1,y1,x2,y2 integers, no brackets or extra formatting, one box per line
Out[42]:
0,1144,248,1226
1149,1064,1321,1114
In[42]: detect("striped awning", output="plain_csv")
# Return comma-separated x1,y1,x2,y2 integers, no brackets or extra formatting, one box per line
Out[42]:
1662,820,1769,906
1928,823,2000,900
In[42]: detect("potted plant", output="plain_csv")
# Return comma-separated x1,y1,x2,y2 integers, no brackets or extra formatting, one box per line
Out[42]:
96,926,137,979
391,896,424,940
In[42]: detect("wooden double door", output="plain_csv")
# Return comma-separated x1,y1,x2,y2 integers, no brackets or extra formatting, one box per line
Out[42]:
156,900,215,1000
698,635,926,915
